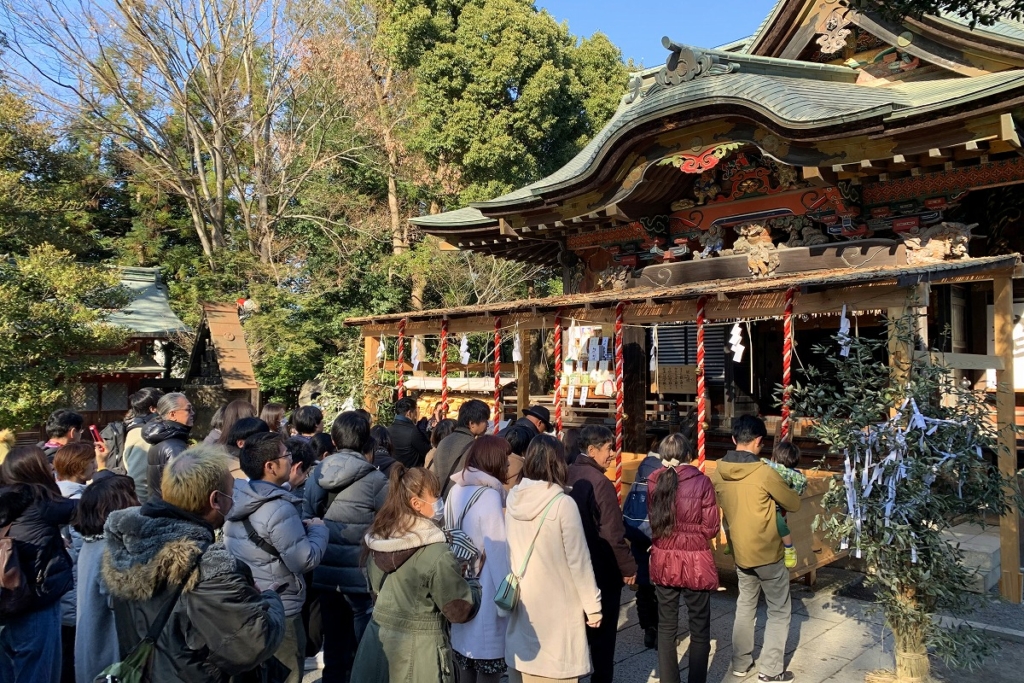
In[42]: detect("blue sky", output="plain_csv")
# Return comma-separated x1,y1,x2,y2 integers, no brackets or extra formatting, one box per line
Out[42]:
537,0,778,68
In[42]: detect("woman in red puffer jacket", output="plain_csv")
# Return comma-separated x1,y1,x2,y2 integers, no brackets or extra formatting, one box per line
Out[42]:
647,433,719,683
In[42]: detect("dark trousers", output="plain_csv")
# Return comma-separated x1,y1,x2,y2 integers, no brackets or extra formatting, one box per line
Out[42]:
636,583,659,631
655,585,711,683
586,583,622,683
320,592,372,683
60,625,75,683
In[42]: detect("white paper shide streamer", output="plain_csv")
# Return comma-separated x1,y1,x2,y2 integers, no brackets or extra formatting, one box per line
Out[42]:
838,305,852,357
512,325,523,363
729,323,745,363
459,334,470,365
411,342,421,372
376,335,386,362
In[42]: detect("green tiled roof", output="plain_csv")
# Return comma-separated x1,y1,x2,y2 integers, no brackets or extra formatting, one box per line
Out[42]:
107,267,190,338
412,41,1024,230
938,11,1024,44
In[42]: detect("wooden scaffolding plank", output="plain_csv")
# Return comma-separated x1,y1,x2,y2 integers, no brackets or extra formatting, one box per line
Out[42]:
994,273,1022,603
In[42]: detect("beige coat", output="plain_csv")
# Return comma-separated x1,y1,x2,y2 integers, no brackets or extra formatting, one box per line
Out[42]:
504,478,601,678
123,426,150,501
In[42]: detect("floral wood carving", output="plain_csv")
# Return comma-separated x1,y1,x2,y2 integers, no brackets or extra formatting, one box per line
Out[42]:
903,222,977,265
658,142,742,174
815,3,853,55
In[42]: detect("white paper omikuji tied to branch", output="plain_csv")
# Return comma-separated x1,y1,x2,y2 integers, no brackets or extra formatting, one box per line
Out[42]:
459,334,470,365
411,343,421,372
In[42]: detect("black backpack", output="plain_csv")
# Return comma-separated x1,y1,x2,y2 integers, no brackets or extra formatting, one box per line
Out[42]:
101,421,128,474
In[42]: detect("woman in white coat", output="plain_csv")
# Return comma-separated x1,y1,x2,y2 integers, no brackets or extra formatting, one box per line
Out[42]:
505,434,602,683
445,436,512,683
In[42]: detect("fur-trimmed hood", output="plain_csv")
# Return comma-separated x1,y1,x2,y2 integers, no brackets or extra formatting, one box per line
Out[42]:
102,500,235,601
365,516,447,573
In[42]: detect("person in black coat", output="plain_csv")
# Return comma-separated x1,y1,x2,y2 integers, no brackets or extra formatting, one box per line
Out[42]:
388,397,431,468
143,393,194,502
499,404,551,439
0,445,77,683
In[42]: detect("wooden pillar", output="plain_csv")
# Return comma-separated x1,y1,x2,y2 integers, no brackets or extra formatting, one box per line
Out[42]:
517,332,531,417
994,273,1021,603
623,326,647,454
363,336,381,420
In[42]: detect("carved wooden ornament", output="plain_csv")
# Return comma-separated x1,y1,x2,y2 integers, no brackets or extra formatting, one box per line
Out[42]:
815,4,852,55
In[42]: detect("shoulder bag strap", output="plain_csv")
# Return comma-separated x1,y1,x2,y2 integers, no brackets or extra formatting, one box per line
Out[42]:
514,493,563,580
456,487,488,529
145,549,204,643
443,439,475,489
241,518,282,560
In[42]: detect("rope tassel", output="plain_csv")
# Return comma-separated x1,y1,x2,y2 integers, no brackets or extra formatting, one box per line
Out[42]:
397,318,407,399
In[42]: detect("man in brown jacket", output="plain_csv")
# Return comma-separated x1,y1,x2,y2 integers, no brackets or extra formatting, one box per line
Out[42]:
568,425,637,683
711,415,801,683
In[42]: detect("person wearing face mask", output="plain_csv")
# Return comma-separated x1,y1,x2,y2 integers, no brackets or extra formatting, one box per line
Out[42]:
102,445,286,683
224,433,329,683
351,465,481,683
303,412,388,683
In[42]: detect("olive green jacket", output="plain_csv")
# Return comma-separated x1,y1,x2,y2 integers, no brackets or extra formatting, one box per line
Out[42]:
350,519,481,683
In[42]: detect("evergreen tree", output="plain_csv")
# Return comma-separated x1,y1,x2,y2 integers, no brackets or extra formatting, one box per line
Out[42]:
790,313,1020,682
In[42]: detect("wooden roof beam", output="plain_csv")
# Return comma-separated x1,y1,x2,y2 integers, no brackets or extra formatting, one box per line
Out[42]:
954,139,992,161
802,166,839,187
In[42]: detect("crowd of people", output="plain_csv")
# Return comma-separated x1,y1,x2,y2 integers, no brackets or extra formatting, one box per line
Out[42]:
0,387,805,683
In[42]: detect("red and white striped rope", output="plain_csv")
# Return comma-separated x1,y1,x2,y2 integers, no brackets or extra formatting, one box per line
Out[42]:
696,296,707,472
614,301,626,502
493,316,502,434
781,288,796,442
553,310,563,437
439,318,449,416
396,317,407,399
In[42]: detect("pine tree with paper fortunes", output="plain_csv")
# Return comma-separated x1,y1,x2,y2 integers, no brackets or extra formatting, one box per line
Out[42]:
790,311,1021,683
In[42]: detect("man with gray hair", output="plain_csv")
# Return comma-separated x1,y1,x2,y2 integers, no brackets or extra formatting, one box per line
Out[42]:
142,392,194,502
104,444,286,682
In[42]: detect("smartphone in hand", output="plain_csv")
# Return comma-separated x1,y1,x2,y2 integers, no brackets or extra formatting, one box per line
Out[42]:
89,424,103,443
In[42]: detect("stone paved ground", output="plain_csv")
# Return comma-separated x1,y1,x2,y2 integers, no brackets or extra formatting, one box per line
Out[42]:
302,568,1024,682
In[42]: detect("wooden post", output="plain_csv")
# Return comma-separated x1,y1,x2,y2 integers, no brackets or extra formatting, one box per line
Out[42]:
517,332,530,417
623,326,647,453
994,273,1021,603
363,336,381,420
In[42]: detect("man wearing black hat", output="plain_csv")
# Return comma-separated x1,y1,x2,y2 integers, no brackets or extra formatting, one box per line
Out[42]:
499,405,550,439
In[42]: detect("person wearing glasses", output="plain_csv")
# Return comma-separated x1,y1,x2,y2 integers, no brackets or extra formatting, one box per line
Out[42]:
104,445,286,683
225,433,328,683
142,392,194,502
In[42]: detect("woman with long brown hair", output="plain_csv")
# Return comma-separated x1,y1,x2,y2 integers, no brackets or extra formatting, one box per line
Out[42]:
446,436,511,683
216,399,257,447
351,465,481,683
0,446,77,683
504,434,601,683
647,433,719,683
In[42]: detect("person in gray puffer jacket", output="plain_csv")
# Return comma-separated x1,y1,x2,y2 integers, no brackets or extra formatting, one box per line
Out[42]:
225,433,329,683
303,411,387,683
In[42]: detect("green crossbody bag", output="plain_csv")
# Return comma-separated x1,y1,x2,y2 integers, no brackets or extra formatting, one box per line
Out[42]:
494,493,562,612
95,552,202,683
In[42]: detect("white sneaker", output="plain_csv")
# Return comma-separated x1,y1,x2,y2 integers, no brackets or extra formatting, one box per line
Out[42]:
734,664,755,678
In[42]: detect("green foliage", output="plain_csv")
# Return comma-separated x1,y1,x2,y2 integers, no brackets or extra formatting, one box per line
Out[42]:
0,245,130,429
852,0,1024,28
791,313,1017,676
410,0,627,203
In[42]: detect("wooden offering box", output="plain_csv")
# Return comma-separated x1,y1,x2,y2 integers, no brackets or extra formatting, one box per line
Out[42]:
702,460,846,585
612,457,846,586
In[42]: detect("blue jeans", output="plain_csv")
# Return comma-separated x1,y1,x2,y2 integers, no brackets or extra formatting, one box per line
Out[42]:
321,592,373,683
0,600,62,683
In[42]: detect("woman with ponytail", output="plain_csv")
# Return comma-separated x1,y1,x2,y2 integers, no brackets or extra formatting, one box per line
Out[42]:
648,433,720,683
351,464,481,683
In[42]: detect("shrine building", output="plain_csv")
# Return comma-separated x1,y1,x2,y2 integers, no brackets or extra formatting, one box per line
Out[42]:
345,0,1024,599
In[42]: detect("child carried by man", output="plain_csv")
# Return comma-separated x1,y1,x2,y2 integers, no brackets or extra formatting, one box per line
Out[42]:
762,441,807,568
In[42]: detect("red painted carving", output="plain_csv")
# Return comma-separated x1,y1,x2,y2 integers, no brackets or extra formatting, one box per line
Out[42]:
862,156,1024,206
658,142,742,174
